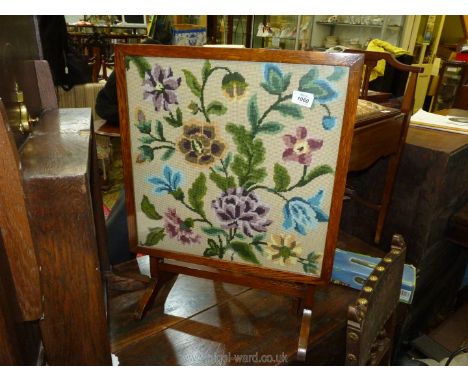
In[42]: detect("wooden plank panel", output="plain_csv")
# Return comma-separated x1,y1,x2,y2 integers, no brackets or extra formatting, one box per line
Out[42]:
0,102,42,321
21,108,111,365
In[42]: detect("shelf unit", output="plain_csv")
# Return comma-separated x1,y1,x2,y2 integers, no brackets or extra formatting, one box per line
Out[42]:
311,16,406,50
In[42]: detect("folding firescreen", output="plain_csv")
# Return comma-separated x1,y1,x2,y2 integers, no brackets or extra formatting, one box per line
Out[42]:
115,45,362,361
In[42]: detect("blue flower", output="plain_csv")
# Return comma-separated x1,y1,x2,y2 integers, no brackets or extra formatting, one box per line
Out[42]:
148,165,182,195
282,190,329,235
313,79,338,103
322,116,337,130
262,63,290,94
264,63,283,82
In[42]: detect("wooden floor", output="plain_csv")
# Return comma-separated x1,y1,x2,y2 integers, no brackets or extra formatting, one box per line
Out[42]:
108,232,386,365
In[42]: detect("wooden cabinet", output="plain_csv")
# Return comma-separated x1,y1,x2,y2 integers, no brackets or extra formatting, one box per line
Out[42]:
432,61,468,112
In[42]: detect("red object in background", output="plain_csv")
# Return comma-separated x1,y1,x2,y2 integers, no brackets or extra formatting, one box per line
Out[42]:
455,52,468,62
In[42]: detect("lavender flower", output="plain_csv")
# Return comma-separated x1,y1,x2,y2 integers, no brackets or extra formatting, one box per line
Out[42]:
211,187,272,237
143,63,181,111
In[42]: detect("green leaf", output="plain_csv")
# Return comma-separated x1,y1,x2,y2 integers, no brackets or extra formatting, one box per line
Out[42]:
136,121,152,134
169,188,185,201
182,69,202,97
298,68,319,92
223,152,233,169
327,67,347,82
273,163,291,191
300,79,337,103
252,233,266,243
163,108,183,128
230,242,260,264
303,263,318,274
141,195,162,220
203,238,224,258
206,101,227,116
247,95,259,130
282,72,292,92
128,56,151,79
260,82,280,95
247,167,267,186
201,226,228,237
259,121,285,134
297,165,334,187
202,60,212,81
143,227,165,246
176,107,183,125
272,103,303,119
138,136,156,144
209,171,236,192
138,145,154,162
264,65,284,94
188,173,207,216
160,148,175,161
307,252,321,263
155,120,164,140
226,123,266,187
253,244,264,254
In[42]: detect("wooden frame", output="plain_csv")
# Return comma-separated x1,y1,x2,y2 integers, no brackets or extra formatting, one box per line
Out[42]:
115,45,362,360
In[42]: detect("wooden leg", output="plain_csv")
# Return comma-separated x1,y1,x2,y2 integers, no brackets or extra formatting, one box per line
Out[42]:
296,285,315,362
374,154,400,244
134,257,178,320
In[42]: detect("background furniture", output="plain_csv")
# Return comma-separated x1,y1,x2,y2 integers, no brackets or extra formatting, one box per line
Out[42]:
0,17,112,363
346,234,406,365
431,61,468,112
345,50,423,243
341,109,468,355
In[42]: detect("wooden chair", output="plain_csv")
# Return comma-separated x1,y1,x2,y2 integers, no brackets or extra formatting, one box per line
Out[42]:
345,234,406,365
345,50,423,244
115,45,363,361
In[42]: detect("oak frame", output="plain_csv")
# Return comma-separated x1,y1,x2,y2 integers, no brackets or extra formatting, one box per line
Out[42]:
116,44,363,285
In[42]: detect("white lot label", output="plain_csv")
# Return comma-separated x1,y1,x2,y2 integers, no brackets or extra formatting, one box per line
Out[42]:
292,90,314,108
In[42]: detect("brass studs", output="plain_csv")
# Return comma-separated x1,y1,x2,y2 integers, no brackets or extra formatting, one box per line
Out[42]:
357,298,368,305
348,332,359,342
369,275,378,282
363,286,373,293
383,257,393,263
347,353,357,363
376,266,385,272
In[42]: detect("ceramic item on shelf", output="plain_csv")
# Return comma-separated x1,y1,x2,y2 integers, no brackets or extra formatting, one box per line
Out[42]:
327,16,338,24
371,17,384,26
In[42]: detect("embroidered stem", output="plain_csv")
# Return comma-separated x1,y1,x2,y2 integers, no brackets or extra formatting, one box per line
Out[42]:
321,103,331,116
200,66,232,123
248,185,288,202
151,145,176,151
286,165,308,192
253,93,293,136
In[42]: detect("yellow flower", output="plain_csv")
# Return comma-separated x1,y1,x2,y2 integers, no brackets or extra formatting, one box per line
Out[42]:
265,233,302,266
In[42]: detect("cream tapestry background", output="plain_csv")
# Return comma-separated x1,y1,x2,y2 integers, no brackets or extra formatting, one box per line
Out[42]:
124,54,350,278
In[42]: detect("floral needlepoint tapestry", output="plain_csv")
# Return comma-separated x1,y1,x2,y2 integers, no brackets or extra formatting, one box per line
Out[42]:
123,53,350,278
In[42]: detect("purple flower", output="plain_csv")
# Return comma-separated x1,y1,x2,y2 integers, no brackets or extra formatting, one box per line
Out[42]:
211,187,272,237
164,208,201,245
143,63,181,111
282,126,323,165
